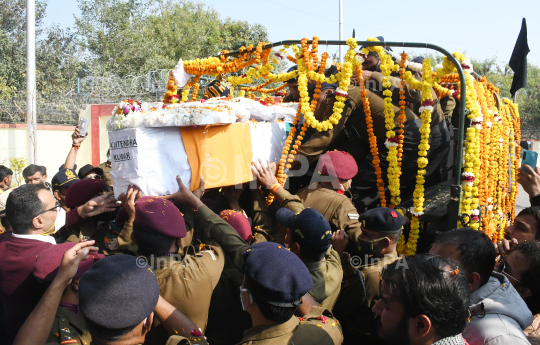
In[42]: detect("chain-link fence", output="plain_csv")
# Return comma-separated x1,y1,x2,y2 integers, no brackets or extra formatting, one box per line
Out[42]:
0,91,84,125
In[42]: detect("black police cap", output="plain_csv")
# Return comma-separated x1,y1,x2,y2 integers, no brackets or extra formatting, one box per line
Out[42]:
359,207,406,234
243,242,313,307
276,208,332,252
79,255,160,329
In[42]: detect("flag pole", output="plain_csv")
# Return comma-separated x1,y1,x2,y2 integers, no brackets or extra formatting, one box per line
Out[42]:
26,0,37,164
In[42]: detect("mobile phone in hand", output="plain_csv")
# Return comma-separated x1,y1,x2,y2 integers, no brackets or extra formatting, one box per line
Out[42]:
522,149,538,171
79,117,89,137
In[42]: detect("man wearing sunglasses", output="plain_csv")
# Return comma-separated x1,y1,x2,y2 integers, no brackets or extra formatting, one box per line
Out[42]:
78,164,104,181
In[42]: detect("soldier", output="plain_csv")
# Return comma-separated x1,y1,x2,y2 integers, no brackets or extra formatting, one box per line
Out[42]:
97,149,113,187
293,42,451,210
51,168,80,211
297,150,361,239
331,207,405,345
238,241,343,344
205,209,257,345
131,195,225,342
221,183,274,243
51,168,80,232
282,65,300,103
275,207,342,310
33,242,104,345
15,243,208,345
79,255,209,345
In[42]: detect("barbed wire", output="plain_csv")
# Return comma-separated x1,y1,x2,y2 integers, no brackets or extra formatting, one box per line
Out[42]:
0,90,84,125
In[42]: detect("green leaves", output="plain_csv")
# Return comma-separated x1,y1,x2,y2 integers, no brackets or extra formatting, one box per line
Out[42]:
73,0,269,76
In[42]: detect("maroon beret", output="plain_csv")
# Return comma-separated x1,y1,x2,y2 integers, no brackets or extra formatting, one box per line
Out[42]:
318,151,358,180
135,196,186,238
220,210,252,242
65,179,106,209
115,207,129,228
33,242,105,281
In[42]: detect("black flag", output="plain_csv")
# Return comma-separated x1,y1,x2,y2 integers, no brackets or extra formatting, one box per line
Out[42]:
509,18,530,97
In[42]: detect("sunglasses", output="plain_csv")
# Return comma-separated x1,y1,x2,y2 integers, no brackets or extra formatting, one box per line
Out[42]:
499,258,522,285
85,175,102,180
35,202,61,217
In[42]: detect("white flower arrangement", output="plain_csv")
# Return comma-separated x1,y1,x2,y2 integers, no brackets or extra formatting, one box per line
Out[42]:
384,139,399,148
419,106,434,113
325,58,334,69
409,206,424,217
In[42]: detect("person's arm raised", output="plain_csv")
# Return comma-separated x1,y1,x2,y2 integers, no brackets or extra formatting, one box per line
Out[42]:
64,126,87,170
13,241,99,345
164,176,203,210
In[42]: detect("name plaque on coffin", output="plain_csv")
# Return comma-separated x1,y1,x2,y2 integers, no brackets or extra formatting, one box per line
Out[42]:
108,122,289,199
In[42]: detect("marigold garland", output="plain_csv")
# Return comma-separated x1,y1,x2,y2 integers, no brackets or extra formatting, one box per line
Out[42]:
458,54,482,230
403,59,436,256
163,72,179,103
265,38,321,206
397,53,407,169
301,38,358,132
377,45,401,207
159,38,522,240
357,64,386,207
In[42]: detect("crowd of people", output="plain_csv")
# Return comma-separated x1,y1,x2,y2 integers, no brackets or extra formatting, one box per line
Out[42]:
1,36,540,345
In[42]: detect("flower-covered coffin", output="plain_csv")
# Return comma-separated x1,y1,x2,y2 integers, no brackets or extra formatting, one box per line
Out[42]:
106,98,298,131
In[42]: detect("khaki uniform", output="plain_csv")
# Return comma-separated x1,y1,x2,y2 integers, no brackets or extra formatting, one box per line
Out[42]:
295,86,418,165
440,96,456,120
306,247,343,311
97,161,113,187
298,183,361,243
270,188,343,310
46,307,92,345
237,306,343,345
250,190,274,243
204,191,272,345
198,205,250,271
153,242,224,329
294,75,450,207
178,206,195,256
333,251,399,345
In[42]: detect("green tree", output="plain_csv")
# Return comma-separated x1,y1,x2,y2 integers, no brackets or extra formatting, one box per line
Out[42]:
0,0,85,96
74,0,269,76
8,156,27,186
0,0,47,91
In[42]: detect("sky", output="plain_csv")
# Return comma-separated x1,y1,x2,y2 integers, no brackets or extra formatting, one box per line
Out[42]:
43,0,540,67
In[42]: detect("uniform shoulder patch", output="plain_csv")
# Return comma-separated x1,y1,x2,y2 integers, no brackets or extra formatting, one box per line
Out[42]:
347,213,359,220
